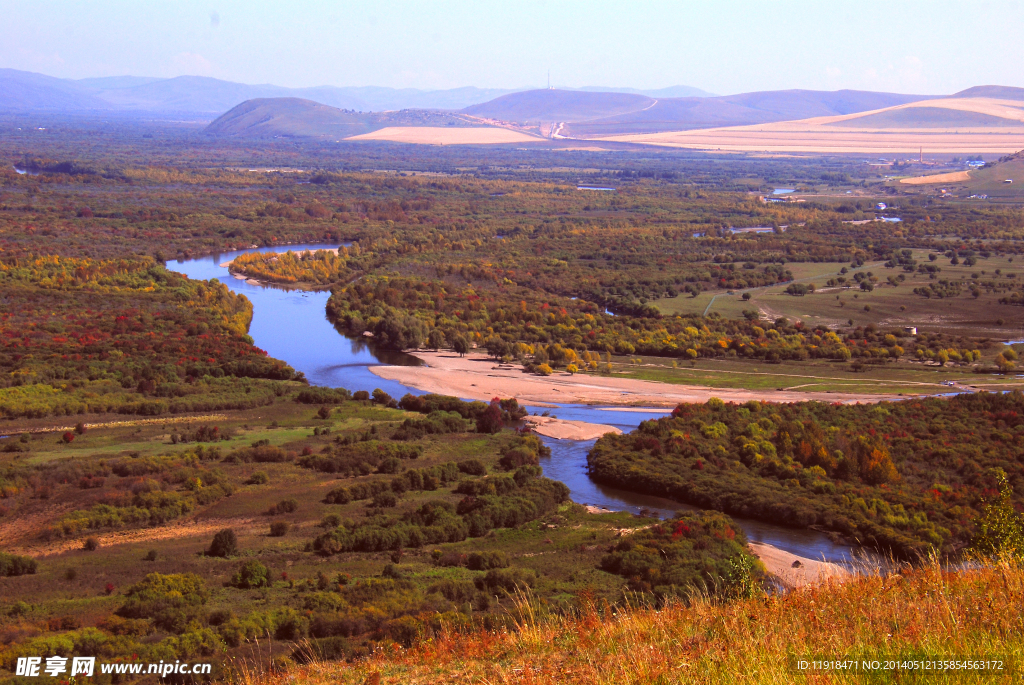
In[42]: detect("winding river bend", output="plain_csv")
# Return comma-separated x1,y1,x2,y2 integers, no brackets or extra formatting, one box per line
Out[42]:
169,245,859,564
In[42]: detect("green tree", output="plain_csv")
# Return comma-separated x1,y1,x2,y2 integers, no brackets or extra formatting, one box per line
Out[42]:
452,334,470,357
973,469,1024,559
230,560,271,588
428,328,446,350
207,528,238,557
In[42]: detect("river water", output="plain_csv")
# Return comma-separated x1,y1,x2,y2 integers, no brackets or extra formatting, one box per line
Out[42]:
168,245,860,564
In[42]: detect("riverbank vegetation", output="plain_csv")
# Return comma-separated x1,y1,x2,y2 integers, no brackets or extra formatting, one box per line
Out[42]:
589,392,1024,558
324,273,998,372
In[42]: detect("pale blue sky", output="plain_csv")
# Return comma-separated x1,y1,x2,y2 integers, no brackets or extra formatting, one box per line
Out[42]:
2,0,1022,94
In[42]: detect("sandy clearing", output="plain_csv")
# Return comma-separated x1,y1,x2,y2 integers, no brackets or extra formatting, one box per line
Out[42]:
899,170,972,184
6,517,263,557
523,416,621,440
370,351,899,408
748,541,851,589
346,127,541,145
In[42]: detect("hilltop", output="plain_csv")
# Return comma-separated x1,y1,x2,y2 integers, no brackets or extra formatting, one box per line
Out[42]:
462,89,657,123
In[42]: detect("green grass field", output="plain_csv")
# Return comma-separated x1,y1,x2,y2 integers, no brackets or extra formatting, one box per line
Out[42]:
655,250,1024,339
606,354,1024,395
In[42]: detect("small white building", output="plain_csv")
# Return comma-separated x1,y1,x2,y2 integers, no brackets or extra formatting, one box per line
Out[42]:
904,326,917,335
876,202,887,210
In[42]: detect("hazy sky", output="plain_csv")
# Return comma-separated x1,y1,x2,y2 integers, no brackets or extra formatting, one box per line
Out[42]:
2,0,1022,94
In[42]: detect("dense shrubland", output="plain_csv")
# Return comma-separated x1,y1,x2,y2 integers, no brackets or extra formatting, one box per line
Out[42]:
600,511,760,601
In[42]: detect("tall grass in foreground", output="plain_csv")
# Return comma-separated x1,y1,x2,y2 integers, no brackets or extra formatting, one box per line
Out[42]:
233,559,1024,684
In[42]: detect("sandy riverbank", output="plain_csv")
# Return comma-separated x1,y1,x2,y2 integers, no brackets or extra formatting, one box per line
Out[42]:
748,541,851,589
524,416,621,440
371,351,897,408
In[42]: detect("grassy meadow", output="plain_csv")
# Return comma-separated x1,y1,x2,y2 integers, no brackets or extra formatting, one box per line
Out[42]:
656,250,1022,339
236,558,1024,685
605,353,1024,396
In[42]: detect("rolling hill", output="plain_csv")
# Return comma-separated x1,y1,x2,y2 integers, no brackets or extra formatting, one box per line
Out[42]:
957,150,1024,199
204,98,513,142
462,90,657,123
564,89,934,136
462,88,931,137
952,85,1024,101
204,98,377,138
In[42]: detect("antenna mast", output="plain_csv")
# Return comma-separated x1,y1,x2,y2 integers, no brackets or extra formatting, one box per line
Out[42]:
547,70,551,89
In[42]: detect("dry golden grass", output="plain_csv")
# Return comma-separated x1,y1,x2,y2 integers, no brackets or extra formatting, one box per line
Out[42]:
345,127,540,145
900,170,973,185
817,97,1024,126
602,128,1024,154
233,559,1024,685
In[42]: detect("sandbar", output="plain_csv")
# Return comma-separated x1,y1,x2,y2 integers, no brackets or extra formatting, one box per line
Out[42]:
370,351,897,408
748,541,851,589
524,415,621,440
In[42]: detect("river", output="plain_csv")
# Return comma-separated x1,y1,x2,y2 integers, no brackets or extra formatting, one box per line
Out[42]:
168,245,861,565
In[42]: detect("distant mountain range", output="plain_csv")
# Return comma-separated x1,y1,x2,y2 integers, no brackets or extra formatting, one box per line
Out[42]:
0,69,714,115
6,69,1021,154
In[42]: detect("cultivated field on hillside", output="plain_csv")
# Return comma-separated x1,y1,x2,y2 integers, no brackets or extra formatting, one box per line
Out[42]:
601,97,1024,153
346,126,540,145
900,170,972,184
